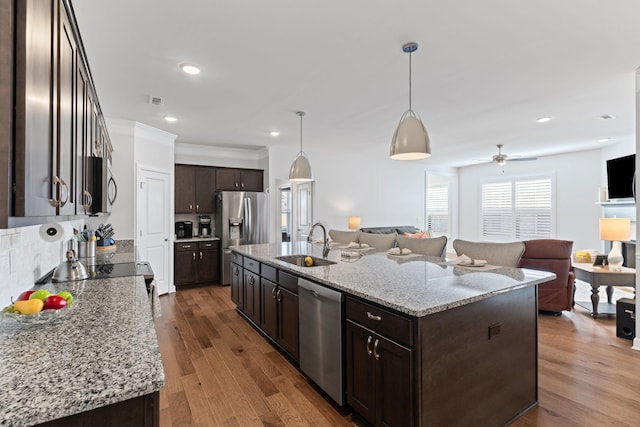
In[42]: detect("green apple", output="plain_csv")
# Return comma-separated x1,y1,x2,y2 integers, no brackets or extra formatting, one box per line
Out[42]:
29,289,51,301
57,291,73,304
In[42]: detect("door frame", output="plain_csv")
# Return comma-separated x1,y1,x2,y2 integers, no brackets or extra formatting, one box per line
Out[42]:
135,163,174,294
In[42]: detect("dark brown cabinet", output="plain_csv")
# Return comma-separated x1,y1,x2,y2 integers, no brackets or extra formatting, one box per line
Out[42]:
346,297,413,427
174,164,216,213
174,240,220,287
260,268,299,361
243,257,261,324
215,168,263,192
11,0,111,219
230,252,243,309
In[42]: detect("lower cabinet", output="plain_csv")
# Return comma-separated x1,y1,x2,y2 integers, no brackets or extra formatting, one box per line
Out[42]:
261,277,299,361
243,269,260,324
346,297,413,427
174,240,220,287
230,257,244,309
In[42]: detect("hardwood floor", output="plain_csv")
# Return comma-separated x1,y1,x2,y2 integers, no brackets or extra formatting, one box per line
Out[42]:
155,284,640,426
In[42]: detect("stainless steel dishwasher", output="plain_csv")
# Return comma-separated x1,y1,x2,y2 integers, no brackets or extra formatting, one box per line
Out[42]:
298,278,345,406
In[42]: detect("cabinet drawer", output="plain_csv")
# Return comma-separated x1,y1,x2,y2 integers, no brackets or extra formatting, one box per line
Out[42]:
231,252,243,264
199,241,219,250
262,264,277,282
278,271,298,294
175,242,196,252
244,257,260,274
346,296,413,347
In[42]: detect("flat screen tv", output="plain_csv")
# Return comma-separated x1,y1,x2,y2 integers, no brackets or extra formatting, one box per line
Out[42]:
606,154,636,201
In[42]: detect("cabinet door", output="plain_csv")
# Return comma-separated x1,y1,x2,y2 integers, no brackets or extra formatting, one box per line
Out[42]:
75,58,89,214
260,279,278,340
13,0,56,216
241,170,263,192
195,167,215,213
56,4,76,215
198,243,219,284
277,286,299,361
375,336,413,427
175,249,197,286
243,271,260,323
230,263,243,309
175,165,195,213
346,321,376,426
215,168,240,191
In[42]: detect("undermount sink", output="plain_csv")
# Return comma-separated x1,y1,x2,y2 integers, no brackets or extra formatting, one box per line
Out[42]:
275,255,337,267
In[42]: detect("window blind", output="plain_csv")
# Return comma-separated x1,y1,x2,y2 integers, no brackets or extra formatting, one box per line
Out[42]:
427,185,449,236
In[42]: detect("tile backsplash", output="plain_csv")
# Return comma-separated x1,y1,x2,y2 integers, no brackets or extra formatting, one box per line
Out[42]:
0,220,85,307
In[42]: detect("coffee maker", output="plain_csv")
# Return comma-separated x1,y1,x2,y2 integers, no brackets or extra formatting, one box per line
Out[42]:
199,215,212,237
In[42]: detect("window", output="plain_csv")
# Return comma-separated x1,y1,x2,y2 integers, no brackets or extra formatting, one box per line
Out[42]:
481,175,554,240
427,185,449,237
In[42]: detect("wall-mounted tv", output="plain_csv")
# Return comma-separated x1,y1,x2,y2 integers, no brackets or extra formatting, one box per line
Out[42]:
606,154,636,201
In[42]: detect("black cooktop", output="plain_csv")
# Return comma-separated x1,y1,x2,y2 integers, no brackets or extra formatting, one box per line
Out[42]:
37,261,154,285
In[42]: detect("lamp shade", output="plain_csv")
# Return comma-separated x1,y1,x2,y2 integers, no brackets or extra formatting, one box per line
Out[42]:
348,216,361,230
289,152,313,181
599,218,631,241
390,111,431,160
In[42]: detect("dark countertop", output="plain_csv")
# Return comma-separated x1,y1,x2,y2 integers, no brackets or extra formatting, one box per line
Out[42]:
231,242,556,317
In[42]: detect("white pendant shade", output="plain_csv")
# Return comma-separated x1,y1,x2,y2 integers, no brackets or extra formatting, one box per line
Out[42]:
289,151,313,181
289,111,313,181
390,110,431,160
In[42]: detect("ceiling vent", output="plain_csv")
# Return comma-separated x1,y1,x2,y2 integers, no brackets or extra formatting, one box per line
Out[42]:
148,96,165,106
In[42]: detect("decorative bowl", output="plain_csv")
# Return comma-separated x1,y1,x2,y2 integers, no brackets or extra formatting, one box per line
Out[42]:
1,298,77,325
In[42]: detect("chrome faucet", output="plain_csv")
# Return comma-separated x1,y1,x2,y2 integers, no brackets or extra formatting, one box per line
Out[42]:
308,222,330,258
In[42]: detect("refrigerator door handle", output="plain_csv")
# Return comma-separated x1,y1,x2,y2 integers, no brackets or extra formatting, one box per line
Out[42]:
246,197,253,243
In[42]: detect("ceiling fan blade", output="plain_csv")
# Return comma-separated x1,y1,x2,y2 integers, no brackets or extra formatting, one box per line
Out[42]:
507,156,537,162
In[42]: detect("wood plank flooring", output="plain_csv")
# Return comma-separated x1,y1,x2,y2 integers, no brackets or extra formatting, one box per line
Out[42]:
155,284,640,427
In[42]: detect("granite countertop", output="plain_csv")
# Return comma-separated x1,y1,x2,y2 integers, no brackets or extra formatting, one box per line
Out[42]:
175,236,221,244
0,276,165,426
231,242,555,317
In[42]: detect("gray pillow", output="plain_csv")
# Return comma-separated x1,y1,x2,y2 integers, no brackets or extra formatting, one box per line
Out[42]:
357,230,397,250
396,235,447,257
328,229,358,244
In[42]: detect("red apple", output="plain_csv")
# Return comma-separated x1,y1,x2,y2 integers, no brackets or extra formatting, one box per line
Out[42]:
43,295,68,310
17,290,35,301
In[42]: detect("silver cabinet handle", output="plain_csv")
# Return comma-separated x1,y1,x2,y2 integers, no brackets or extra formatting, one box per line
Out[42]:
366,336,373,356
367,311,382,321
241,183,245,188
192,252,196,260
373,339,380,360
276,289,282,302
196,204,200,212
233,267,239,276
189,204,193,211
272,287,277,299
82,190,93,210
235,183,239,188
200,251,203,260
248,275,255,285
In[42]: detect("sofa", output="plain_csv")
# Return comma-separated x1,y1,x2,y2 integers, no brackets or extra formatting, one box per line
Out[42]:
329,226,446,256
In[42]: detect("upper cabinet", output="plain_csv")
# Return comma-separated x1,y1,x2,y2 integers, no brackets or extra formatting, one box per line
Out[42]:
6,0,112,224
215,168,263,192
175,164,216,214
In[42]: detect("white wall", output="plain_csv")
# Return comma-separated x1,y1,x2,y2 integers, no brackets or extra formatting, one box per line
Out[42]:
175,142,268,175
267,144,456,241
458,149,603,251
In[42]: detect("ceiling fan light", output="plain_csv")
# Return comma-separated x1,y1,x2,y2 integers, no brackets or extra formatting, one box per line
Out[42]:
390,111,431,160
289,152,313,181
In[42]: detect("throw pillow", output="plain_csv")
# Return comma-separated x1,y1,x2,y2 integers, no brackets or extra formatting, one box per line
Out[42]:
404,230,428,238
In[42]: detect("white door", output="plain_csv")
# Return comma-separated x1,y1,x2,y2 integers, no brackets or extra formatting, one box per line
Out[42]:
292,181,314,242
137,166,171,295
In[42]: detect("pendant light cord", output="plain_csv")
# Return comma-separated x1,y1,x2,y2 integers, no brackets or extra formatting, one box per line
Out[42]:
300,113,303,153
409,50,412,111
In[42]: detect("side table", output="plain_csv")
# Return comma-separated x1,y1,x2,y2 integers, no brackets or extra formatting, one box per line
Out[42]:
573,263,635,318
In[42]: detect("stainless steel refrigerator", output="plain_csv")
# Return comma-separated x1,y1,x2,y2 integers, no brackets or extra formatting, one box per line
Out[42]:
216,191,269,285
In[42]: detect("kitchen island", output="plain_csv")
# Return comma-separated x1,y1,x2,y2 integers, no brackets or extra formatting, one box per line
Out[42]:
230,242,555,427
0,275,164,426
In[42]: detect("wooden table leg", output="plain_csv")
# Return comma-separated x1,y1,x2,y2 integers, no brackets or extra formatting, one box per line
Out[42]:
590,285,600,318
606,286,614,304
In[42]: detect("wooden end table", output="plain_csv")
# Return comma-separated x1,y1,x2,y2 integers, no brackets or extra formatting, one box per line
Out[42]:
572,263,635,318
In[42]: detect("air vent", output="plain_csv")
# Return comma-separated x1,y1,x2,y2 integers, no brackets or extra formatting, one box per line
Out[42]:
148,96,165,106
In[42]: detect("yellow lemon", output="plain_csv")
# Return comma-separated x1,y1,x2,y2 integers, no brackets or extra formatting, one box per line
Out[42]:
304,256,313,267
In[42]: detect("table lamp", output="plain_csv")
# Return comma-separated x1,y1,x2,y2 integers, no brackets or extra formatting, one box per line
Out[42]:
348,216,361,230
599,218,631,271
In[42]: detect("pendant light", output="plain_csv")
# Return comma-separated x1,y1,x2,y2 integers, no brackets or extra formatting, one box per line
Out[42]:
389,42,431,160
289,111,313,181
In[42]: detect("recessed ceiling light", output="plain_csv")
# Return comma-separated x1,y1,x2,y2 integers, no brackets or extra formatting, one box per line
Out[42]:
269,131,280,137
164,116,177,122
600,114,616,120
536,117,552,123
598,138,611,143
179,63,201,75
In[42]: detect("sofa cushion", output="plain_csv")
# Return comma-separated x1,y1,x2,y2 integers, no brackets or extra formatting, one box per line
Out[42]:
396,235,447,257
360,227,400,234
328,229,358,244
452,239,525,267
357,230,397,250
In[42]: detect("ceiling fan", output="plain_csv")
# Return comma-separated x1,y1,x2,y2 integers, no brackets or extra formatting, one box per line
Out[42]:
490,144,537,165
